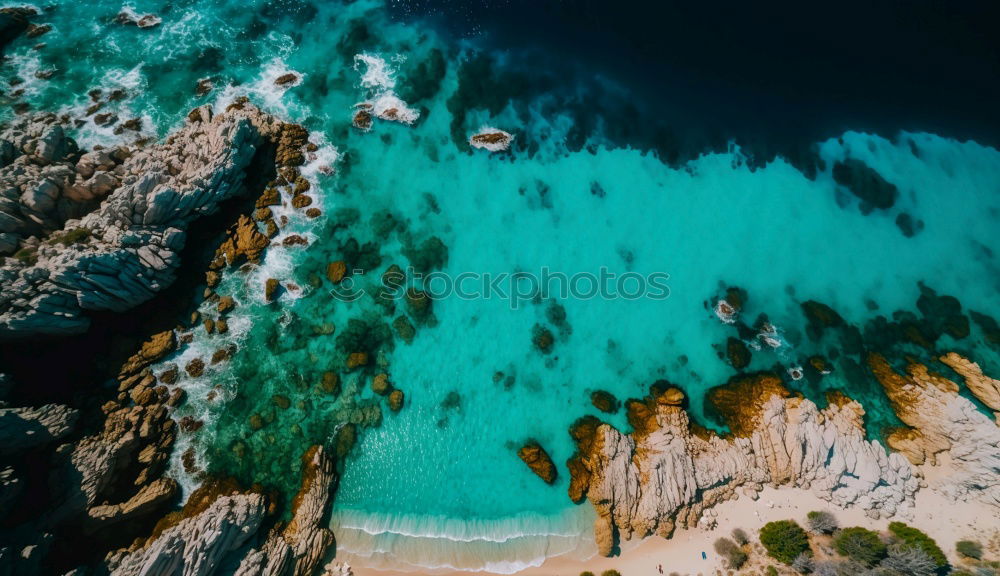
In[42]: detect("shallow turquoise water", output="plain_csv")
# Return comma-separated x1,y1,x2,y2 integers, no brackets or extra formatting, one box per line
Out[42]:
5,0,1000,571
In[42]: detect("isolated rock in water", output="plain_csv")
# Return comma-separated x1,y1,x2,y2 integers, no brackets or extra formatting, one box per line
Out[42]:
0,403,78,455
107,492,268,576
115,9,161,29
518,440,557,484
0,103,307,337
469,127,514,152
352,106,373,131
274,72,299,86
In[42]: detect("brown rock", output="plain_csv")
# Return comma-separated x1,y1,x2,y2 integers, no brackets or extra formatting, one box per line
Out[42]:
326,261,347,283
726,337,751,369
532,324,554,353
371,373,391,395
305,208,322,219
518,441,557,484
590,390,619,413
272,395,291,410
353,109,372,131
255,187,280,208
320,372,340,396
210,348,231,365
216,215,269,266
291,194,312,208
120,331,177,377
282,234,308,247
706,372,790,437
217,296,235,314
159,366,178,385
388,389,405,412
265,278,280,302
346,352,368,370
185,358,205,378
274,73,298,86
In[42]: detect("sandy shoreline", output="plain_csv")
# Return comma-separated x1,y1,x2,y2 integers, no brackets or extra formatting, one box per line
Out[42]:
349,463,1000,576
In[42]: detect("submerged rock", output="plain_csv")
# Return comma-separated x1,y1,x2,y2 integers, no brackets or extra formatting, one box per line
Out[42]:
832,158,898,211
725,337,751,369
590,390,619,414
388,389,404,412
518,440,557,484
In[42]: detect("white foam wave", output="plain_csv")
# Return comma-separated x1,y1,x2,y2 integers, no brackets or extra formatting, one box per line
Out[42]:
214,57,303,118
331,507,597,574
354,52,397,92
352,52,420,126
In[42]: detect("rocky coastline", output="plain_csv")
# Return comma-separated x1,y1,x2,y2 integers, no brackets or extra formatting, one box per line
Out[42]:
0,101,350,574
561,285,1000,559
0,92,998,576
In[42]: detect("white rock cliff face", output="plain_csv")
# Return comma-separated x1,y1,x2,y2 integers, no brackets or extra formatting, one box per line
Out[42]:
0,105,282,337
569,357,1000,557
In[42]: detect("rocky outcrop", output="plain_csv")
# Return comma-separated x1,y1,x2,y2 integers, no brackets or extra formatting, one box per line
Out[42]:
0,103,300,337
939,351,1000,412
107,491,269,576
0,6,35,54
107,446,338,576
235,445,338,576
568,377,918,556
0,115,128,254
869,353,1000,505
0,403,78,455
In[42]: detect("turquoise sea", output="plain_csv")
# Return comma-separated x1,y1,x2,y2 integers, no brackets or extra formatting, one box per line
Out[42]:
4,0,999,572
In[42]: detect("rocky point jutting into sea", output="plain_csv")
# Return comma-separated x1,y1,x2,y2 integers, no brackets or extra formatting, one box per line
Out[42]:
2,1,1000,575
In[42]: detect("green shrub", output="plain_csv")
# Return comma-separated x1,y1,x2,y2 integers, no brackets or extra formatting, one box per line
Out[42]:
766,566,778,576
13,246,37,265
833,527,886,566
732,527,749,545
54,227,91,245
888,522,947,570
600,571,622,576
955,539,983,560
760,519,811,565
579,572,595,576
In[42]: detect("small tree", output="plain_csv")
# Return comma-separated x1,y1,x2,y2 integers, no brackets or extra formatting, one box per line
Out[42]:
956,540,983,560
732,527,750,545
806,510,839,535
880,544,937,576
760,520,811,565
887,522,947,570
600,571,622,576
833,527,887,566
766,567,779,576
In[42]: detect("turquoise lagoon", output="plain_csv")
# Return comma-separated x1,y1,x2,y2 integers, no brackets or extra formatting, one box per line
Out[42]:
3,0,1000,572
